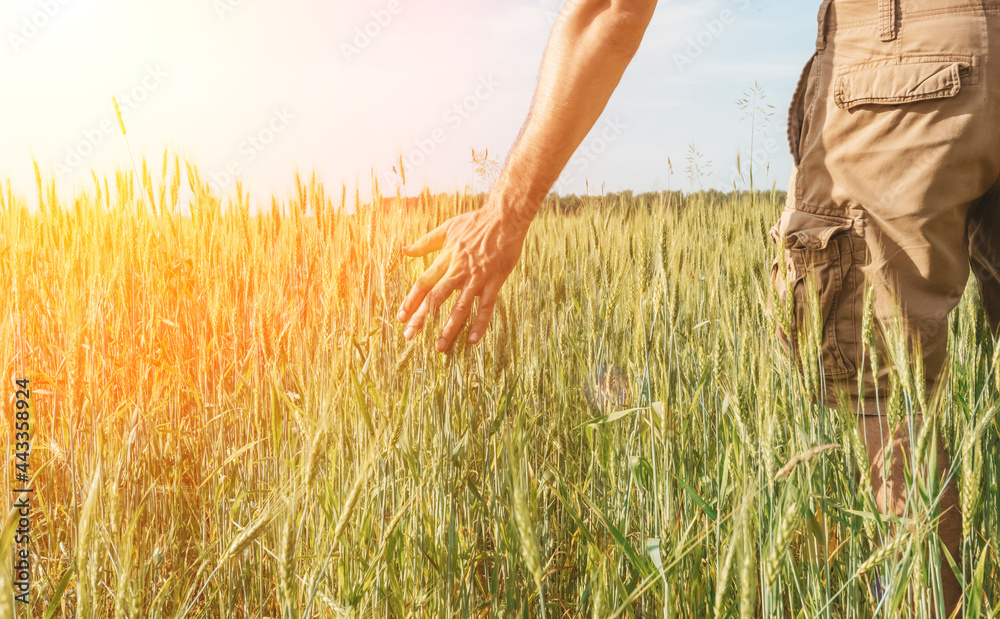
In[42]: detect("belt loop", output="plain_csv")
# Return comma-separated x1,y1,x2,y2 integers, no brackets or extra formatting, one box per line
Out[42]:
816,0,832,50
879,0,898,42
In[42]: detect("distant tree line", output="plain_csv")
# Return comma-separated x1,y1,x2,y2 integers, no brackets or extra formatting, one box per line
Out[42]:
379,188,788,217
538,188,788,216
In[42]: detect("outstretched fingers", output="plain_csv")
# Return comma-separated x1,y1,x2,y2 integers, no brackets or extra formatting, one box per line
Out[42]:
397,254,450,323
437,285,482,352
467,281,501,345
403,274,462,340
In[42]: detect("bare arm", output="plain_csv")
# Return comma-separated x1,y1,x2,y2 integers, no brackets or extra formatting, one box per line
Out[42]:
397,0,658,352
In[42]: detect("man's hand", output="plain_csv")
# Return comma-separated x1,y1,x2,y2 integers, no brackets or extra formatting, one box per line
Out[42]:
396,202,531,352
396,0,656,352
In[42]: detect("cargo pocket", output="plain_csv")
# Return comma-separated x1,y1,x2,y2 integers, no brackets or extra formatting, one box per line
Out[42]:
769,208,860,379
833,56,973,110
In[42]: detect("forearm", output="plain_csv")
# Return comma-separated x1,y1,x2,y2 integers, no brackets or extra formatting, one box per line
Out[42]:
491,0,657,223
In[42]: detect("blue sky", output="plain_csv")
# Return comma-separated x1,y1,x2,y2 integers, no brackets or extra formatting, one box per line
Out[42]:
0,0,819,208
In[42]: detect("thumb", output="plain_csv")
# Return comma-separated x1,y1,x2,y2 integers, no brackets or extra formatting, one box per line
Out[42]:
402,222,448,257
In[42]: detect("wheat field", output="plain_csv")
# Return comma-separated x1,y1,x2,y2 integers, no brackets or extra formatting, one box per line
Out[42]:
1,157,998,617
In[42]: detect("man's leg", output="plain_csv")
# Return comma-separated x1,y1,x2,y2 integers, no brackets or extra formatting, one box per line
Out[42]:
859,414,962,613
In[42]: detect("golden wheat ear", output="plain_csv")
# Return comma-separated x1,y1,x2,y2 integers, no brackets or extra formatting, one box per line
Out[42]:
111,95,151,213
112,96,127,136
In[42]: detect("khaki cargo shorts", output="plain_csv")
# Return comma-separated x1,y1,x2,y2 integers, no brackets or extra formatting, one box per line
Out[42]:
770,0,1000,414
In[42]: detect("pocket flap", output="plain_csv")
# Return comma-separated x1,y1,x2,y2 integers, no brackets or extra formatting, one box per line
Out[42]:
769,209,853,251
834,59,968,110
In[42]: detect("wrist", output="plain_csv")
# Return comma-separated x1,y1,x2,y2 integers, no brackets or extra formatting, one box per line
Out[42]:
487,170,545,230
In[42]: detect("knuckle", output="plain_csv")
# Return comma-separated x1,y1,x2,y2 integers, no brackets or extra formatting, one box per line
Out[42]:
476,304,495,318
474,315,491,328
425,293,444,309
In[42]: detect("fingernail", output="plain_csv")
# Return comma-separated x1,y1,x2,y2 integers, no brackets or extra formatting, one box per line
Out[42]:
469,332,480,344
396,310,407,322
404,328,414,340
436,338,447,351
